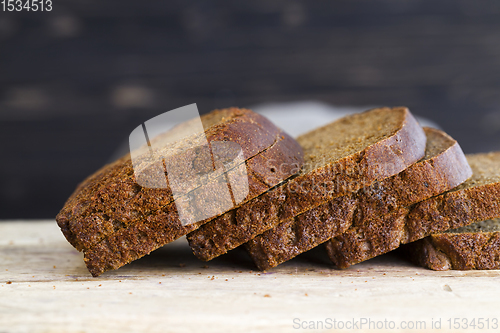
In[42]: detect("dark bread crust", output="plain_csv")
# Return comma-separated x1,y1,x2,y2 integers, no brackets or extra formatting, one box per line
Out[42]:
404,232,500,270
247,128,471,270
350,128,471,221
83,131,304,276
188,107,427,261
56,108,284,252
326,152,500,269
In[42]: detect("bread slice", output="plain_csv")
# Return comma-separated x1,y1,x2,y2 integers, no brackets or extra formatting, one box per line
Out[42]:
56,108,304,276
187,107,427,261
246,128,471,270
326,152,499,269
57,108,284,251
404,218,500,270
83,131,303,276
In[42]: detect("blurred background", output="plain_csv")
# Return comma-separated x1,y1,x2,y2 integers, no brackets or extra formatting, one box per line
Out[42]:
1,0,500,219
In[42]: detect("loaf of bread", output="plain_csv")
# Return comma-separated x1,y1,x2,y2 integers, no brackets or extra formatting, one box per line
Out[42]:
56,108,304,276
187,107,427,261
246,127,471,270
326,152,499,268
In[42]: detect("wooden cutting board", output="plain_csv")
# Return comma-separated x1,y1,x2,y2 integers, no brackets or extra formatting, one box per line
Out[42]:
1,221,500,333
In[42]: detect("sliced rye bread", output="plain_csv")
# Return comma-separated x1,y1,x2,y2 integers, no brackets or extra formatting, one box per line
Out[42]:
325,152,499,269
56,108,304,276
403,218,500,270
83,131,302,276
187,107,427,261
245,128,472,270
57,107,284,252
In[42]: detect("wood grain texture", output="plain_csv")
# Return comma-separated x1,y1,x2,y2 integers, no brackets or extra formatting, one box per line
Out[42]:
2,221,500,332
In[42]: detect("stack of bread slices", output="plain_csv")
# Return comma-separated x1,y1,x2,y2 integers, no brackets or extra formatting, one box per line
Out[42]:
57,107,500,276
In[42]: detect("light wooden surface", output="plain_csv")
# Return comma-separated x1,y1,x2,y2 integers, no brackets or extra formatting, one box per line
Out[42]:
1,221,500,333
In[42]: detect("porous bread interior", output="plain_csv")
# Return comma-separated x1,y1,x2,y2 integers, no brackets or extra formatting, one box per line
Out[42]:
450,152,500,191
421,127,454,160
445,218,500,233
296,108,405,174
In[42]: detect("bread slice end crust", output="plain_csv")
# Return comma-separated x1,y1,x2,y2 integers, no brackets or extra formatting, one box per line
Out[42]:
404,218,500,270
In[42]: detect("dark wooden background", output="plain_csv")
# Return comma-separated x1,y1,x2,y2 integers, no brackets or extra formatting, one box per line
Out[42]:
2,0,500,219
